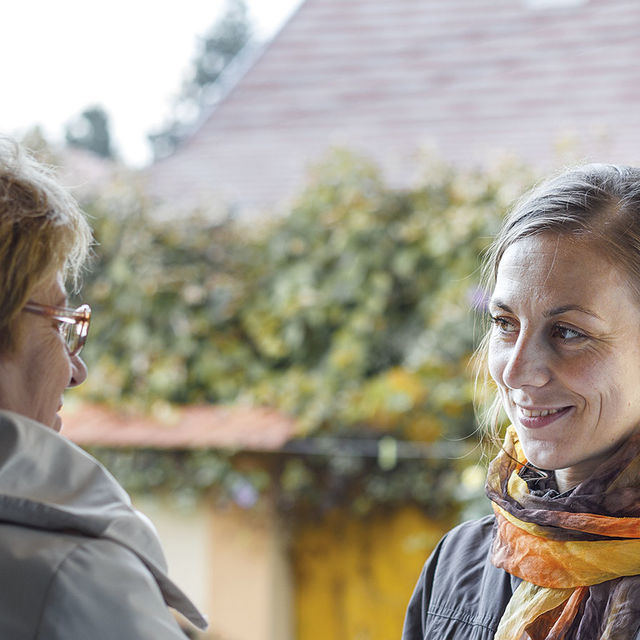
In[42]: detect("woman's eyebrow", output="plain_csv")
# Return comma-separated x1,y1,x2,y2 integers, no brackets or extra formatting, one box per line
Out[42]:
488,299,511,312
545,305,603,320
488,300,603,321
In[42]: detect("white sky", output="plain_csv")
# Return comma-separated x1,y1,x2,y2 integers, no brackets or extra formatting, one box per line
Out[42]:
0,0,302,166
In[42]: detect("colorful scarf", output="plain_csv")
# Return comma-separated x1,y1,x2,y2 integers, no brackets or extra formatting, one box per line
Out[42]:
486,426,640,640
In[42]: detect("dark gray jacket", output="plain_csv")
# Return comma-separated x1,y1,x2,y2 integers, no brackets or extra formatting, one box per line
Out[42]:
402,515,520,640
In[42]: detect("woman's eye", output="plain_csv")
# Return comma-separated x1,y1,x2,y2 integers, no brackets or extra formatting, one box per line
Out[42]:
552,325,585,341
490,315,517,333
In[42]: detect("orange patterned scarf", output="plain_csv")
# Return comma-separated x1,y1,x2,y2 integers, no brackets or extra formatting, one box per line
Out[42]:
486,426,640,640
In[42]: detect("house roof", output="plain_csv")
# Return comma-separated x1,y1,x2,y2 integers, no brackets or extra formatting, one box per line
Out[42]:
146,0,640,216
61,404,297,451
60,403,472,460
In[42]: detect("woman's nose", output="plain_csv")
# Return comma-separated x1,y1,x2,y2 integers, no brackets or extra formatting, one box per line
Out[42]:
68,355,88,388
501,334,550,389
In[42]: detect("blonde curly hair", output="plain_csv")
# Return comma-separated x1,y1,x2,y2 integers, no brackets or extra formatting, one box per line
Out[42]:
0,137,92,352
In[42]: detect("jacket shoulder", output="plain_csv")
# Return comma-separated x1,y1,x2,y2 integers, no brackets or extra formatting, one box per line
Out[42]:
0,523,187,639
402,514,516,640
37,535,189,639
0,523,85,638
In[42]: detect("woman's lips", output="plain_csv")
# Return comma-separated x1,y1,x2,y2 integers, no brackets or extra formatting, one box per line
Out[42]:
516,406,573,429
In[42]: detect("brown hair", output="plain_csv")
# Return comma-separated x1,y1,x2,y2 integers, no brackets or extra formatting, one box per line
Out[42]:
0,137,92,352
475,163,640,436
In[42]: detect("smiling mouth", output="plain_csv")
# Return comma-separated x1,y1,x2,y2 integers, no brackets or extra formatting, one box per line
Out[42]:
516,405,573,428
519,407,563,418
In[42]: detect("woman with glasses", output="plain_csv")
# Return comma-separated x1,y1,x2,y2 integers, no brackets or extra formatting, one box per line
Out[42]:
0,137,206,638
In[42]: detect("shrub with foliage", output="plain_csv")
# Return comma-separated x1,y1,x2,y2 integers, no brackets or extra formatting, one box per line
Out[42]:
71,150,534,515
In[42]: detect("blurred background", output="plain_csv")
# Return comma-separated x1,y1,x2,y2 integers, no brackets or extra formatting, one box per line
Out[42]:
5,0,640,637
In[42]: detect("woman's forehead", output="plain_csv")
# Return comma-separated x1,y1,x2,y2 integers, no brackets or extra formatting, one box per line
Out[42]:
31,273,67,304
493,234,629,312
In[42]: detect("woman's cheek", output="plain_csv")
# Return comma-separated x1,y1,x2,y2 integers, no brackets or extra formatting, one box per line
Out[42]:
487,340,506,387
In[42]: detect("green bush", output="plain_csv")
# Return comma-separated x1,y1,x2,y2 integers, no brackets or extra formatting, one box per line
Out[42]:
72,149,534,514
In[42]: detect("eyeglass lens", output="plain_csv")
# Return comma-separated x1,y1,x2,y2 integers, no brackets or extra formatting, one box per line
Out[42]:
61,322,82,354
59,307,90,356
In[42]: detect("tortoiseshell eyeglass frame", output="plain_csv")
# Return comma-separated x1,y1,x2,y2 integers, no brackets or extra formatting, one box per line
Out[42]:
23,302,91,356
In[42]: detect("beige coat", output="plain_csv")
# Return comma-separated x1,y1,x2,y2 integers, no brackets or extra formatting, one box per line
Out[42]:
0,410,207,638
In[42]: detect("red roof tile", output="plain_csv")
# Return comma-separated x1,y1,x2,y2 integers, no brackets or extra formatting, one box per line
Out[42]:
146,0,640,216
61,404,297,451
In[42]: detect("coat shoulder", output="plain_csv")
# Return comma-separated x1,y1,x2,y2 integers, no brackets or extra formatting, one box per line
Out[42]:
402,514,516,640
0,523,186,639
0,523,85,638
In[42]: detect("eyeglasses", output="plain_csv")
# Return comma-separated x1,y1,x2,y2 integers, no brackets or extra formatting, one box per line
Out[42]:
23,302,91,356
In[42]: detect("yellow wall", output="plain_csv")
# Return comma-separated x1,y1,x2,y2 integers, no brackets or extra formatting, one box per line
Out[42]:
136,494,451,640
293,507,451,640
134,495,293,640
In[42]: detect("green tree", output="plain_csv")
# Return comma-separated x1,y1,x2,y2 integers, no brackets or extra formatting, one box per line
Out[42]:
65,105,114,159
148,0,253,159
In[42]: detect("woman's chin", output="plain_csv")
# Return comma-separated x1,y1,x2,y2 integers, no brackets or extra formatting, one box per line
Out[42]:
517,441,567,472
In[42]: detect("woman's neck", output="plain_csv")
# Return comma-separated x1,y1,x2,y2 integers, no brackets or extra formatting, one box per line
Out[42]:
554,459,602,493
